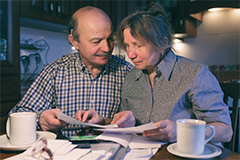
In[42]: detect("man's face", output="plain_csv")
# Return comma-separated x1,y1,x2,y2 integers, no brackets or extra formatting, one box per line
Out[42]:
75,18,114,68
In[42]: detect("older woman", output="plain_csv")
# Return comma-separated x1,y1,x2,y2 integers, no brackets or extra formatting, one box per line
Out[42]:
111,3,232,144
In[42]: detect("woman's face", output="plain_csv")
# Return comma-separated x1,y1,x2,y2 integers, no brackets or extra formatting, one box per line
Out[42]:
123,28,162,71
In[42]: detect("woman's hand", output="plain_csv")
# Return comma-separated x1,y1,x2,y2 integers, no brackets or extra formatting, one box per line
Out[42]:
143,119,176,142
111,111,135,128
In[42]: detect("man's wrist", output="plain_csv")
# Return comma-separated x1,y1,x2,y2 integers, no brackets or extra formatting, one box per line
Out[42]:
37,110,44,131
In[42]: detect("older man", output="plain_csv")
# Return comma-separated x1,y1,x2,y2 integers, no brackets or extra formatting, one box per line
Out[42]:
9,6,133,137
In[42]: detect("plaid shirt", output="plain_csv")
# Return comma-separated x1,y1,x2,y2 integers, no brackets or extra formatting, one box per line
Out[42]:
10,53,133,137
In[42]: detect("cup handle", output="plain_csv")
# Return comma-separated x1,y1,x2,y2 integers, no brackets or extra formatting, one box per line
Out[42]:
204,125,215,144
6,117,10,139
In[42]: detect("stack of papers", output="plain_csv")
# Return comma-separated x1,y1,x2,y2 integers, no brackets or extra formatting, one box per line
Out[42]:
96,132,166,160
5,113,166,160
96,132,163,149
57,112,167,160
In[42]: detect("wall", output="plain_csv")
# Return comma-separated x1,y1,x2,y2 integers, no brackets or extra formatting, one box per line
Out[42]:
173,8,240,70
20,28,73,66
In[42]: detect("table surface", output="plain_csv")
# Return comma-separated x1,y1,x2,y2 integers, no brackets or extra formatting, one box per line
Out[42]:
1,143,240,160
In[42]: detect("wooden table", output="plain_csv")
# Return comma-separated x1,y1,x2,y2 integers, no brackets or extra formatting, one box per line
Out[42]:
1,143,240,160
151,144,240,160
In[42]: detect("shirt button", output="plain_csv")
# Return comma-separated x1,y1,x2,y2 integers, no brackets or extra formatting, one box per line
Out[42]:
91,100,94,104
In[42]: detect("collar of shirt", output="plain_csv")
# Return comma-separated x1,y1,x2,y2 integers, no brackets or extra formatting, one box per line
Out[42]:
156,49,176,81
134,49,176,81
76,53,110,74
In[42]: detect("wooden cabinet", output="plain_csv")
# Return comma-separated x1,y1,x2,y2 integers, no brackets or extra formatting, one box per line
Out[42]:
19,0,148,32
0,0,21,133
169,0,197,38
147,0,197,38
21,0,75,25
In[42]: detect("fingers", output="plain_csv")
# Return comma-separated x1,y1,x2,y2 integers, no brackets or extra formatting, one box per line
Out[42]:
154,120,168,129
111,113,120,124
88,115,103,124
40,109,67,132
75,110,86,121
118,117,135,128
143,119,177,142
75,109,95,122
111,111,135,128
75,109,104,124
82,109,96,122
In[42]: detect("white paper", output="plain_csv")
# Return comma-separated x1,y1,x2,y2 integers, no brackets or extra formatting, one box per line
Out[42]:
54,141,77,155
54,149,91,160
57,112,118,128
80,150,112,160
123,148,159,160
95,122,158,133
129,135,162,149
96,132,133,148
96,132,164,149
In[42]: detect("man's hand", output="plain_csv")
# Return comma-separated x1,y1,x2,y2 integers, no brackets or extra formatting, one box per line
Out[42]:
75,108,104,124
111,111,135,128
40,109,67,133
143,119,176,142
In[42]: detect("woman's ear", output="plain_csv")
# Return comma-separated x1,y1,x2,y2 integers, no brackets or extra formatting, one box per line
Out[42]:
68,34,79,50
163,37,169,45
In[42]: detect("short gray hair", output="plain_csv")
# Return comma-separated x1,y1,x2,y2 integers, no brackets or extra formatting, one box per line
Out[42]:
67,17,79,42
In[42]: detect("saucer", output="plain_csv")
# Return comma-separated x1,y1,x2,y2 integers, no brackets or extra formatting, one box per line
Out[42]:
167,143,222,159
0,131,56,151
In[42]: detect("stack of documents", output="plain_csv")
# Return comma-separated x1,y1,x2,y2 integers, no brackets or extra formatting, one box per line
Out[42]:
96,132,166,160
57,112,167,160
6,113,166,160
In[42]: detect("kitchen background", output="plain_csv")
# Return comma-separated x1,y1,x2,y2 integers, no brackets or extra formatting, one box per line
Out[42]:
1,0,239,152
19,8,240,88
18,5,240,126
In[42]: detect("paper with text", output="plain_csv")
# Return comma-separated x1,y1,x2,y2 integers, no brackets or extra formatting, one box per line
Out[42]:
57,112,118,128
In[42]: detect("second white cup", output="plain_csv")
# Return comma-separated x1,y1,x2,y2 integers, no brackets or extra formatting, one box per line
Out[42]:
176,119,215,155
6,112,36,146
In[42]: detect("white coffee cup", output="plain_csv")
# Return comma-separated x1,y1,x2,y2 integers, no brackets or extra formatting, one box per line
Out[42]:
6,112,36,146
176,119,215,155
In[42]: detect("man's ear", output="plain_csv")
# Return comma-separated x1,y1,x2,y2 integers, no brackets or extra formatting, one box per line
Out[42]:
68,34,79,50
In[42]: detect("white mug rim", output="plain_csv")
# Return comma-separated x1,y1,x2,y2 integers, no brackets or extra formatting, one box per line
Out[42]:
10,112,36,117
176,119,206,126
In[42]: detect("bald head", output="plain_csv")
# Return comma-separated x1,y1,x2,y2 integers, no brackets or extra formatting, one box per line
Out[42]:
73,6,110,22
68,6,112,41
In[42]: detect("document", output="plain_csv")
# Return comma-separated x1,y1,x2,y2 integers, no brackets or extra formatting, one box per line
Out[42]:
96,132,164,148
57,112,158,133
57,112,118,128
95,123,158,133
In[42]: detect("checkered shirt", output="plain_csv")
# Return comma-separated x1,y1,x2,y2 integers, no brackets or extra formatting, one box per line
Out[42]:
10,53,133,137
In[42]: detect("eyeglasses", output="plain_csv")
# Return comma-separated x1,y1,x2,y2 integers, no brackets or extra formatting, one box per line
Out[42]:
31,137,53,160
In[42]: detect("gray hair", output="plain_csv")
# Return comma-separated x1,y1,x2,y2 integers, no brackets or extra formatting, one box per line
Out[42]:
67,17,79,42
115,3,174,52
